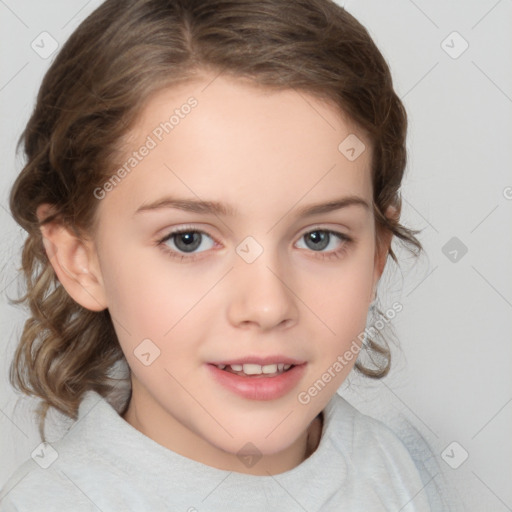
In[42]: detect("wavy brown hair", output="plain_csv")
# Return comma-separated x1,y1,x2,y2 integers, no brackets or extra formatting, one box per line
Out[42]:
9,0,423,441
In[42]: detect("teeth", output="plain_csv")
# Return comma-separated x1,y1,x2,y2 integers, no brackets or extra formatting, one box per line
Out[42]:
216,363,294,375
243,363,264,375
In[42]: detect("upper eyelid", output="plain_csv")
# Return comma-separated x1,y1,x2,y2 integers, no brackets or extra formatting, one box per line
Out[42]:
161,224,349,234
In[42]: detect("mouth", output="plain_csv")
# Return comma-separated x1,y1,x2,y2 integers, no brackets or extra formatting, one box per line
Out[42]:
206,361,307,400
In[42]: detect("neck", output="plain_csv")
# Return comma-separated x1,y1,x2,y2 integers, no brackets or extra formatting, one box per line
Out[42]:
304,412,324,459
121,382,325,475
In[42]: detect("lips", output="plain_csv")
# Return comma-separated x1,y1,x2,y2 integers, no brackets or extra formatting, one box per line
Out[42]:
206,362,307,400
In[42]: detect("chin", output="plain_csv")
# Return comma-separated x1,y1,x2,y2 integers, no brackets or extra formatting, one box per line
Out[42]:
207,416,308,456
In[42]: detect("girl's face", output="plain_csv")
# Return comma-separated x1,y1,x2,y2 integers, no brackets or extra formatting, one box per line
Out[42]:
90,74,390,474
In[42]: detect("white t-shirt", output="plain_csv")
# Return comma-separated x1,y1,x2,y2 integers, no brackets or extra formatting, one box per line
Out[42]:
0,389,458,511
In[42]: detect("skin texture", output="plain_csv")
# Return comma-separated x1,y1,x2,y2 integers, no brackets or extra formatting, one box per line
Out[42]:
38,73,395,476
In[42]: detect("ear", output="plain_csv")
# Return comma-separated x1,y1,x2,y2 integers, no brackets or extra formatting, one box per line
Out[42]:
36,204,107,312
372,205,399,301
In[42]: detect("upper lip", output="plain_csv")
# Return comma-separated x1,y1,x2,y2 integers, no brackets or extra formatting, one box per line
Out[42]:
208,355,306,366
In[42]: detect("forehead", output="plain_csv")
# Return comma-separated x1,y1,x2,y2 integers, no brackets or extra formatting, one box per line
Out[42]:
102,75,373,218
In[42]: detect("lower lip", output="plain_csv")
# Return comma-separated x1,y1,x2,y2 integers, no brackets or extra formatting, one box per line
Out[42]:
206,363,307,401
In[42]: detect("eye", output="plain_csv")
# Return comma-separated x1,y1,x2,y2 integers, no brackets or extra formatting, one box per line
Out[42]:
158,227,216,261
157,226,353,262
296,228,352,260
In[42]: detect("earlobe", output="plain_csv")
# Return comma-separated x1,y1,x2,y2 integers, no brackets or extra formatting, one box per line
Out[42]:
36,204,107,312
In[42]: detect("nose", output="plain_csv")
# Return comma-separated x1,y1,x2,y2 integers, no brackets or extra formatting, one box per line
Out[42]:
226,249,299,331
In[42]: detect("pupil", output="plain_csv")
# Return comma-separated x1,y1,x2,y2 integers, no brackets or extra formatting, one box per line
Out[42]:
307,230,328,251
176,232,201,252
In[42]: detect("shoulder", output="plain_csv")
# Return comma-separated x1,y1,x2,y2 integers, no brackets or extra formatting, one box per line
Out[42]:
324,393,434,509
0,455,95,511
0,389,170,512
0,391,127,511
324,393,465,511
327,392,421,464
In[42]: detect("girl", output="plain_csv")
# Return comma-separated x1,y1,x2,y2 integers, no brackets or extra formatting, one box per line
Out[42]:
1,0,460,510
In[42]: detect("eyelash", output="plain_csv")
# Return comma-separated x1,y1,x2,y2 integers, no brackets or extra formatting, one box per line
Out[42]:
156,225,353,263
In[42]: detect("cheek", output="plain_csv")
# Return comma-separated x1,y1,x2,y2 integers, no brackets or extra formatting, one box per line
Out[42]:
306,248,374,326
98,238,214,359
97,236,175,334
303,249,375,378
98,248,204,394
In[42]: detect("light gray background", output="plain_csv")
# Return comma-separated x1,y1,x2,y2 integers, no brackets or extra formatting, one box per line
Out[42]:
1,1,511,510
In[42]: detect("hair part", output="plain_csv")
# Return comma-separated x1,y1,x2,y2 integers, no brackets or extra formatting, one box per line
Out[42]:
9,0,423,440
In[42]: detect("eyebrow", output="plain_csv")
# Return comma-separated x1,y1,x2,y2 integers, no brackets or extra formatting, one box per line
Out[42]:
134,195,370,217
